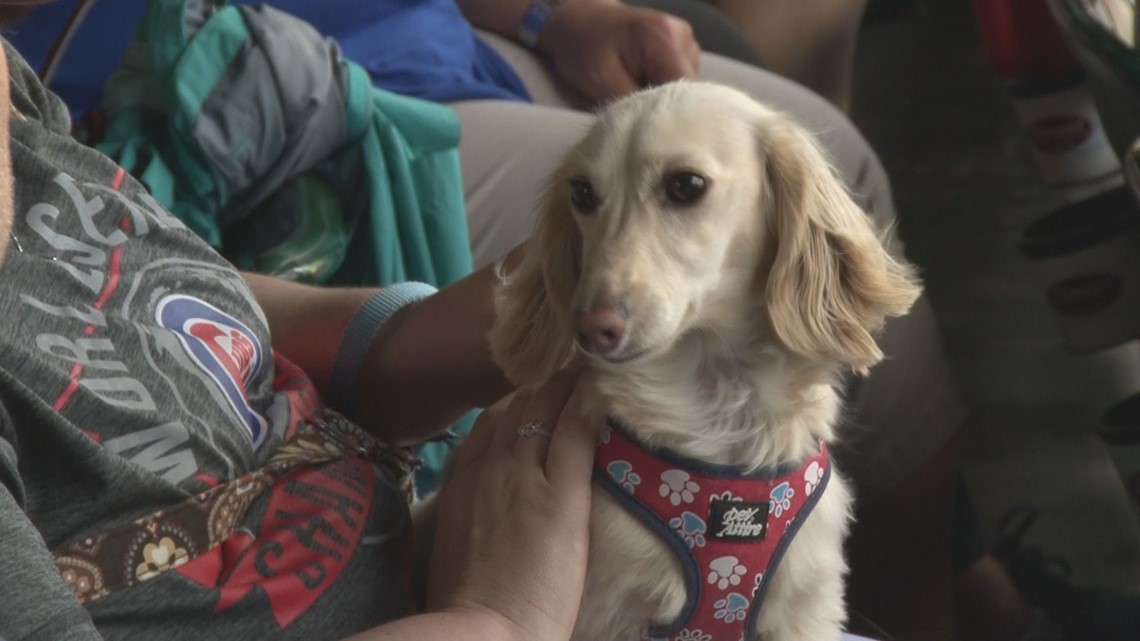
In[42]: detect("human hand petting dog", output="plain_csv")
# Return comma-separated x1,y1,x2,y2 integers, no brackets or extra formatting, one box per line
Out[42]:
540,0,700,103
425,372,596,641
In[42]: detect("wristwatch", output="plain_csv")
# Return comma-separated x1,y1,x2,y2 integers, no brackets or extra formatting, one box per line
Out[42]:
518,0,566,49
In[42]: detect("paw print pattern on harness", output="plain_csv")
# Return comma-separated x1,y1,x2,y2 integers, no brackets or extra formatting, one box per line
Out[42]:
660,469,700,505
669,511,708,548
768,481,794,518
607,460,642,494
708,490,742,504
803,460,826,496
593,423,832,641
707,555,747,590
712,593,750,624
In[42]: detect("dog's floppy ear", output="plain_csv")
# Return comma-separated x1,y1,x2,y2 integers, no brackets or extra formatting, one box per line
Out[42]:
488,173,582,384
761,117,921,374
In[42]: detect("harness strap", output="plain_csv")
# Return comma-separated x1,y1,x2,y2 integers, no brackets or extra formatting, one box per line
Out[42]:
594,420,831,641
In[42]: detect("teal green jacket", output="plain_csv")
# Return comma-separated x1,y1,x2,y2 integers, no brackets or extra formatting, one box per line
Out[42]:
95,0,475,489
96,0,473,288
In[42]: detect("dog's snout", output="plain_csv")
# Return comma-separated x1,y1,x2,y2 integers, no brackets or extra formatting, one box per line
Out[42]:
575,308,628,355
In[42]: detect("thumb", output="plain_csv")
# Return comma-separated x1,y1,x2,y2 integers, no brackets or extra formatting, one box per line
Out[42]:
643,47,698,86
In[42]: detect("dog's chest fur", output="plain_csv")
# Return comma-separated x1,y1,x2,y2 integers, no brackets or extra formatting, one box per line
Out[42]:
584,334,841,468
570,335,850,641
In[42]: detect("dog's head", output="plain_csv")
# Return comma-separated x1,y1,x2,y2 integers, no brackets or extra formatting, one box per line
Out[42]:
491,82,921,383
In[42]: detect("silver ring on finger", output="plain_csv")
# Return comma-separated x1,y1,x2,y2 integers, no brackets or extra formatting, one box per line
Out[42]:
517,420,552,439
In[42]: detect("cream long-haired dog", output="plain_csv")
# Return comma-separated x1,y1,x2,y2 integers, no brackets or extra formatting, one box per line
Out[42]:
486,81,920,641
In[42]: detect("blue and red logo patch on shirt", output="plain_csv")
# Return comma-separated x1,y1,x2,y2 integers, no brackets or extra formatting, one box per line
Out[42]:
156,294,268,446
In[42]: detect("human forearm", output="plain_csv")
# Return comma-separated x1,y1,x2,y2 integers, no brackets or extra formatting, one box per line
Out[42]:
455,0,617,50
341,609,521,641
0,27,13,265
454,0,531,39
241,272,371,394
352,260,515,444
244,255,516,444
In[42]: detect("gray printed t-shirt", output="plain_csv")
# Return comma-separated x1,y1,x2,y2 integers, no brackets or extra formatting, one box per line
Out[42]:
0,41,413,640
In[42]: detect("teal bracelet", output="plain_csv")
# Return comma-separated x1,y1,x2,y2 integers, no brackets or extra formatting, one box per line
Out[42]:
327,281,438,419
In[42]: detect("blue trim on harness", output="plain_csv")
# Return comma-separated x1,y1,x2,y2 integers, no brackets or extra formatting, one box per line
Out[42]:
743,461,831,635
593,466,705,637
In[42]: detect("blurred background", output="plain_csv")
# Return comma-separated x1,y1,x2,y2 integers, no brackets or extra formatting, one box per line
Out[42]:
851,0,1140,594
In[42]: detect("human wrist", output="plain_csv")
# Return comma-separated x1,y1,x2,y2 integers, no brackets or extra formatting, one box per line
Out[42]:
436,604,560,641
525,0,616,54
517,0,564,49
441,606,519,641
341,608,531,641
327,282,437,419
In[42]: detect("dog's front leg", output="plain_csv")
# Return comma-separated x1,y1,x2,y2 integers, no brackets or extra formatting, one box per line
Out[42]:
752,472,853,641
572,492,688,641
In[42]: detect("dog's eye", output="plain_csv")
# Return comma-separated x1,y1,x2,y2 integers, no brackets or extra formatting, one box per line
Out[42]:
664,172,708,206
569,178,600,213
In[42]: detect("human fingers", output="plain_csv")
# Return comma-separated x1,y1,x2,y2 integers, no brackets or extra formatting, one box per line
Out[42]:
450,393,511,470
630,11,700,85
591,52,643,103
425,385,591,641
488,384,537,451
510,371,578,468
543,381,596,490
452,373,572,476
553,48,640,105
543,0,644,103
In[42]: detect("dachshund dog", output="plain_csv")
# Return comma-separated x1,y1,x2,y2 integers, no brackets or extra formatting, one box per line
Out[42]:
487,81,921,641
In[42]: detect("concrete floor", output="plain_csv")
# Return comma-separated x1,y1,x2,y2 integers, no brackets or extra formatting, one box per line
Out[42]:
851,0,1140,593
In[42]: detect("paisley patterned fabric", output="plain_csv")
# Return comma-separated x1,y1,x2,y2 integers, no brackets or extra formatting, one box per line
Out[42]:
52,408,416,605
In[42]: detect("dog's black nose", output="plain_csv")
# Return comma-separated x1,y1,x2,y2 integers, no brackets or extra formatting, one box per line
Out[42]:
575,308,627,355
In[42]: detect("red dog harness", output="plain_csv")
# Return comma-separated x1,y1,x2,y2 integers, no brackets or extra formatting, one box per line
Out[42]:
594,420,831,641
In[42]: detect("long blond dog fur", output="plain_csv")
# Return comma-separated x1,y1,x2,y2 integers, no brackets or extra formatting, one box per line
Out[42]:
486,81,920,641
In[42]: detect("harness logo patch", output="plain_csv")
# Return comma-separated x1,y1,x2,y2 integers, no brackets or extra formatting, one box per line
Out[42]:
709,499,769,542
157,294,268,446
